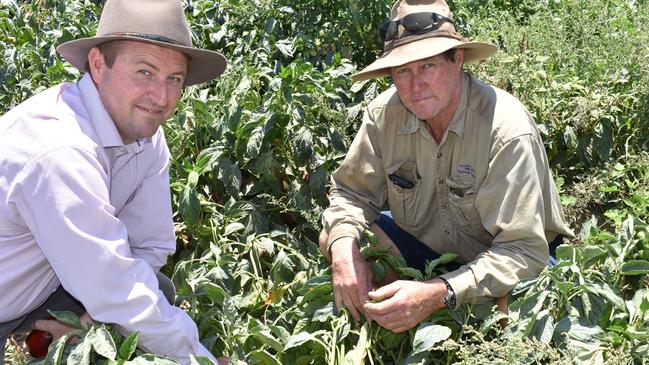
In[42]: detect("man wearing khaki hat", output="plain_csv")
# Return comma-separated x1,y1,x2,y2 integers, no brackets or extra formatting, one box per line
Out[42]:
320,0,573,332
0,0,228,363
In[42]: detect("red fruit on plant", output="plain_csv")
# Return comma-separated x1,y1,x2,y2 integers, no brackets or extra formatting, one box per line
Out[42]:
26,329,53,358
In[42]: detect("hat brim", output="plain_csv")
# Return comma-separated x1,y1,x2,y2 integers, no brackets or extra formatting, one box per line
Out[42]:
351,37,497,82
57,35,227,86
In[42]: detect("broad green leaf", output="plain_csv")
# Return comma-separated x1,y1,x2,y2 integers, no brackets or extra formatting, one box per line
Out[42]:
66,334,92,365
311,302,335,322
583,282,625,309
44,333,72,365
343,322,370,365
248,349,281,365
530,309,555,344
249,330,284,353
118,332,139,360
224,222,245,236
245,126,264,161
48,311,82,329
255,236,276,256
371,260,387,283
411,323,452,355
179,185,201,227
284,332,315,350
89,326,117,360
621,260,649,275
293,127,314,166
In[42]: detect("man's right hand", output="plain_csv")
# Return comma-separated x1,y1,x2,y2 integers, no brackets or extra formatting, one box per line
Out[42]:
330,237,372,322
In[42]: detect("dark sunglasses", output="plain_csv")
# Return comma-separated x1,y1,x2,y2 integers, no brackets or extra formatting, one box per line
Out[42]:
378,12,454,43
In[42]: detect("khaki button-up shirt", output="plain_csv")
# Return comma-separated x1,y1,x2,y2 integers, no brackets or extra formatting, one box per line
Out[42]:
322,72,574,304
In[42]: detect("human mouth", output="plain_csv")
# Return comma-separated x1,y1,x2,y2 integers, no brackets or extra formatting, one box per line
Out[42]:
136,105,164,116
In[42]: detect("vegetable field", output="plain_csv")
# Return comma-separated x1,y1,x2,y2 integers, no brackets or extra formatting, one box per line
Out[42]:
2,0,648,364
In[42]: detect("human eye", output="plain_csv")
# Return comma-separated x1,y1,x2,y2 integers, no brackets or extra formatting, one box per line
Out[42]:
396,67,410,75
137,69,152,77
168,75,184,85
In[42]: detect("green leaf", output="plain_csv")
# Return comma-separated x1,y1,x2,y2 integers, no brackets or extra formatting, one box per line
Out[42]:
284,332,315,350
249,330,284,353
179,185,201,227
48,311,82,329
215,158,242,197
248,349,282,365
343,322,370,365
66,335,92,365
118,332,139,360
311,302,335,322
44,333,71,365
224,222,245,236
411,323,452,355
89,326,117,360
245,126,265,161
621,260,649,275
293,127,314,166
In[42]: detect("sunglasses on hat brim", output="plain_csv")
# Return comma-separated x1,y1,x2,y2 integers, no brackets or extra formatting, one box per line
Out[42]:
378,12,454,43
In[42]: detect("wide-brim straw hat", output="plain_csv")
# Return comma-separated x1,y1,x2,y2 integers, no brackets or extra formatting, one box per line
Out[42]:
352,0,497,82
57,0,226,86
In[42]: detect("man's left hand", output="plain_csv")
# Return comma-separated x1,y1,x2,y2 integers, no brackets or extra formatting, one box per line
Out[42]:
33,312,95,342
363,279,447,333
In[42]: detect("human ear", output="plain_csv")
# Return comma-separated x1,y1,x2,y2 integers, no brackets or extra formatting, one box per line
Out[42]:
87,47,105,82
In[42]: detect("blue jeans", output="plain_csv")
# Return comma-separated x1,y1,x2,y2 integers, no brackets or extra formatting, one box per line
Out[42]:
374,213,562,272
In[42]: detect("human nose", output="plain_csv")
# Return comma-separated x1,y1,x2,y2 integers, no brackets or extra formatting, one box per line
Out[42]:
147,79,169,107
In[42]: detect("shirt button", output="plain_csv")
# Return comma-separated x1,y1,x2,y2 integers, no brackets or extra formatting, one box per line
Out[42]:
437,153,442,159
438,179,445,185
441,204,447,209
444,229,450,235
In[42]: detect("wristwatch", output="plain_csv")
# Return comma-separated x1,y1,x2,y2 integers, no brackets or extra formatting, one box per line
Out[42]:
440,277,457,310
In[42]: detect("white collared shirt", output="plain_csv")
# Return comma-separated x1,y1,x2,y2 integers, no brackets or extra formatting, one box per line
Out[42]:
0,74,214,363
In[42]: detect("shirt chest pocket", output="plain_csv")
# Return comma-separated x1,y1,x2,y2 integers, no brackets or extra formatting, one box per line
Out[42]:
446,177,485,235
386,160,421,226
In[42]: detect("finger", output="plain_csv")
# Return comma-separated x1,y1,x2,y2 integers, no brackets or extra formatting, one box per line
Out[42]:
342,292,361,322
368,281,400,301
334,287,343,311
79,313,95,327
33,320,72,340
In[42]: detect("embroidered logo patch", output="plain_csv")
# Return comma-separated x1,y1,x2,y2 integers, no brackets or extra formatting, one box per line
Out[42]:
456,164,476,178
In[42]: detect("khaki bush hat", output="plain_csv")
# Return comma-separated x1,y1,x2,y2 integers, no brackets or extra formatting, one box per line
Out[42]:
57,0,227,86
352,0,497,81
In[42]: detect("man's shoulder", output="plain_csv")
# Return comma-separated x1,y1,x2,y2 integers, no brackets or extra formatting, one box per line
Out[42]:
466,75,539,143
0,82,100,164
365,87,413,131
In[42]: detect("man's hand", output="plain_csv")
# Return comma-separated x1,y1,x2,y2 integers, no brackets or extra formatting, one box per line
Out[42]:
33,312,95,341
363,279,446,333
330,237,373,322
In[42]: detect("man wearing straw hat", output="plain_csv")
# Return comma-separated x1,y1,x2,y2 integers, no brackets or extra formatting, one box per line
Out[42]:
320,0,573,332
0,0,229,363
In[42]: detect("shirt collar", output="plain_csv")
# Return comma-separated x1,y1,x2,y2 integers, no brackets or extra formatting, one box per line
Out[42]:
78,73,125,148
446,72,470,141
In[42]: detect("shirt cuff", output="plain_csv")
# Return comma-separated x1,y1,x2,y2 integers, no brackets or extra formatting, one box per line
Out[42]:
324,223,363,261
440,268,478,305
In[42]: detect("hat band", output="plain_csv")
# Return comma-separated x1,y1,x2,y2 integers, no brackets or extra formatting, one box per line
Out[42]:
383,30,464,53
103,32,188,47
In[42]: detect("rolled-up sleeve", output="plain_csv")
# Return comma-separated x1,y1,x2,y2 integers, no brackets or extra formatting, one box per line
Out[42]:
442,134,549,304
322,106,388,259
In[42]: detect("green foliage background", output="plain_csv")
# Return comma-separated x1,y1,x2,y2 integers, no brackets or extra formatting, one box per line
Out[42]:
1,0,648,364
